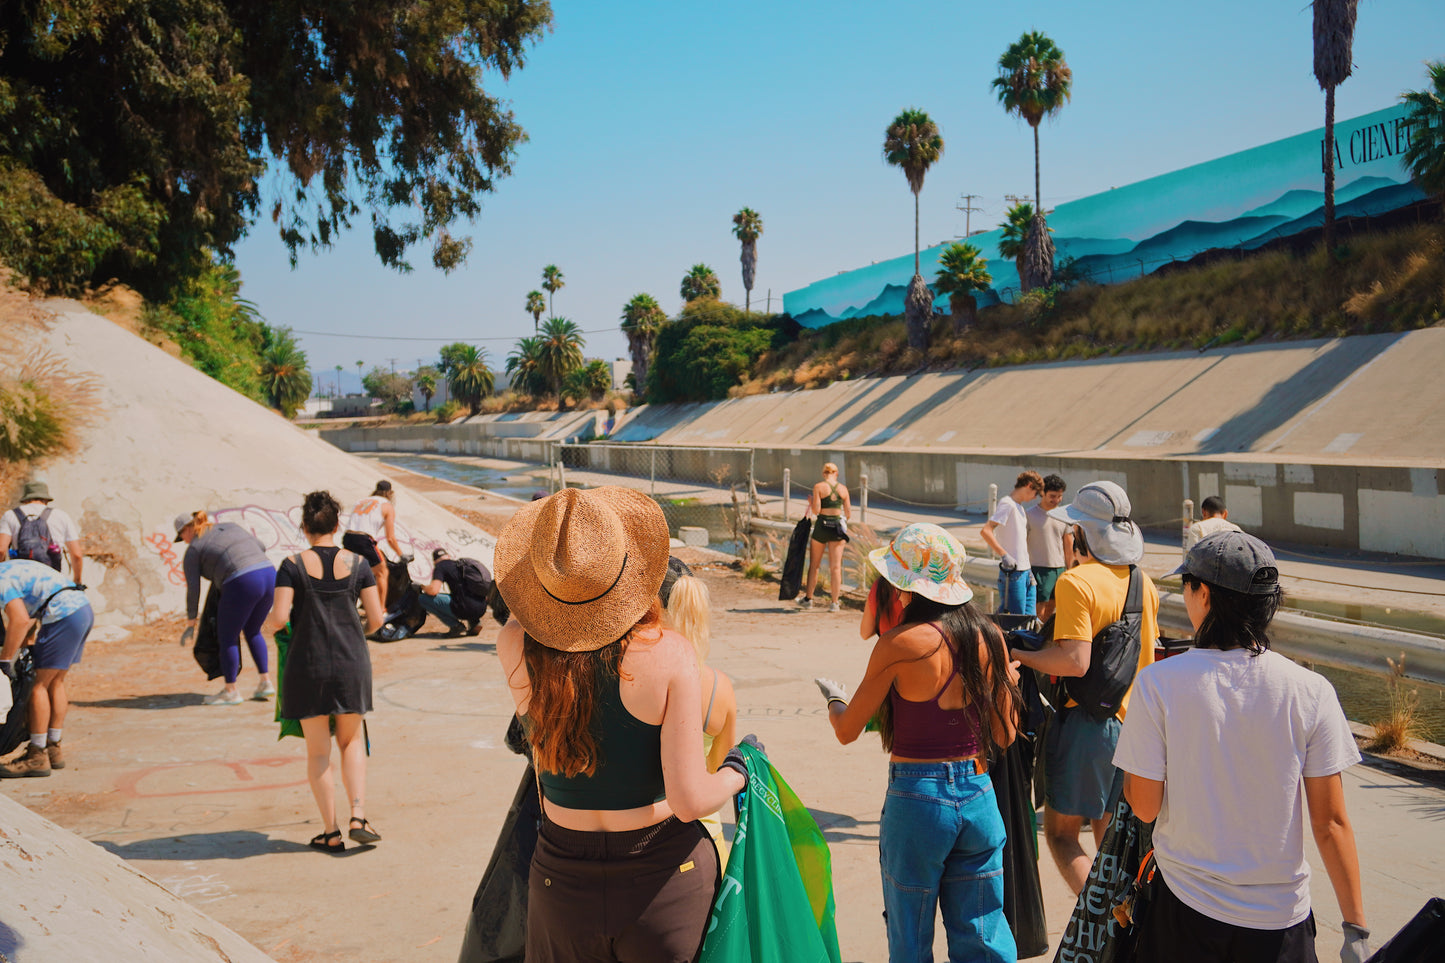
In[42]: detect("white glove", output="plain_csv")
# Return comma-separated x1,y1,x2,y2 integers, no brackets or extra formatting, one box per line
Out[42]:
814,677,849,708
1340,922,1370,963
1000,554,1018,571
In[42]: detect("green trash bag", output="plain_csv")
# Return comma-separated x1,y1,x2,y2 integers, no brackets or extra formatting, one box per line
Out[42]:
699,743,842,963
274,624,302,740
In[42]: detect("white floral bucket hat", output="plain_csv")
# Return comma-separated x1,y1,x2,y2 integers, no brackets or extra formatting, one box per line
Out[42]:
868,523,974,605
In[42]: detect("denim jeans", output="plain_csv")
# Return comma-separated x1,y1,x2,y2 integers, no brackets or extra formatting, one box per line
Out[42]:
880,761,1015,963
418,591,463,630
996,567,1036,616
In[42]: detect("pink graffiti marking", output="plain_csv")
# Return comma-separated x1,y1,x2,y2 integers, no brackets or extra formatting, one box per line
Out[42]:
115,757,308,799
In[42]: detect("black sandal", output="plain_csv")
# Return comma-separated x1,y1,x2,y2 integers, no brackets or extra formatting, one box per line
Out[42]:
349,817,381,844
309,830,345,852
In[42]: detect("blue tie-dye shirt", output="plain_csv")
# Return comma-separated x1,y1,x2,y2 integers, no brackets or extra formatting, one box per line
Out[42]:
0,559,89,624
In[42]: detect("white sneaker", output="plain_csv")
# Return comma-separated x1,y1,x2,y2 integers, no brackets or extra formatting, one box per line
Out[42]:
797,596,813,608
252,679,276,701
828,601,841,613
203,689,243,706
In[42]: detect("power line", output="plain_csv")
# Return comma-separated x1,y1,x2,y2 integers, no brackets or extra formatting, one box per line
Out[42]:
955,193,984,237
284,326,622,342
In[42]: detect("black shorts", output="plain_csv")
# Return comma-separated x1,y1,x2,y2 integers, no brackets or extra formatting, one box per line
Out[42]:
810,515,848,543
341,531,382,568
1134,874,1318,963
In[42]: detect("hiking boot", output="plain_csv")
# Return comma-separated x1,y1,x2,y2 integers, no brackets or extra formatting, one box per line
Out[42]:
203,689,244,706
0,744,51,778
446,624,466,638
252,679,276,701
46,740,64,770
466,620,482,636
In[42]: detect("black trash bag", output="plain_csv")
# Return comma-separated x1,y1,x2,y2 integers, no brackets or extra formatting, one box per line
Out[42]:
458,764,540,963
1052,791,1155,963
778,517,811,601
192,583,223,680
992,733,1049,958
374,557,426,643
0,649,37,757
1367,898,1445,963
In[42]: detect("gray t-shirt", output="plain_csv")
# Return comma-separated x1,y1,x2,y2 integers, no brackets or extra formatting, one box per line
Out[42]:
183,523,272,618
1114,648,1360,928
1025,503,1068,569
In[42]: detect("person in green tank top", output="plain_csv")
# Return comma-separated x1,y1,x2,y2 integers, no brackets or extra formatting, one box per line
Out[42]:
801,462,852,612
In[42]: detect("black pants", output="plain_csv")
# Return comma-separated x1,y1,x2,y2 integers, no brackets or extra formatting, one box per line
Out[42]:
527,816,719,963
1134,874,1318,963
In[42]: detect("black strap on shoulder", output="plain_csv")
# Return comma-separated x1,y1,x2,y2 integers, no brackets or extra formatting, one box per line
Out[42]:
39,507,52,524
33,583,84,621
1124,564,1142,616
12,507,25,526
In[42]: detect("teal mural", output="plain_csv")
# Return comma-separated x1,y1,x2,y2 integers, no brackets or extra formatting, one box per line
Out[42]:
784,104,1424,327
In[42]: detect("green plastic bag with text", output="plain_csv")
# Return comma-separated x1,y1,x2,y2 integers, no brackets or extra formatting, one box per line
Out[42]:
699,743,842,963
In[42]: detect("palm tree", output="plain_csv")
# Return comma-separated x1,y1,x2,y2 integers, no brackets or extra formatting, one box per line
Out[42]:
333,364,343,397
447,345,494,416
680,263,721,303
731,208,764,312
1401,61,1445,203
620,293,667,399
933,243,992,335
538,317,585,408
506,336,548,397
541,265,564,318
992,31,1072,212
260,330,312,418
354,360,363,390
884,108,944,351
525,290,546,332
1023,211,1056,291
997,202,1037,289
1314,0,1360,255
415,367,438,412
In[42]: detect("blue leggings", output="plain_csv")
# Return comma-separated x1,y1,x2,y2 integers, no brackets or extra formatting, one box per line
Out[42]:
218,567,275,683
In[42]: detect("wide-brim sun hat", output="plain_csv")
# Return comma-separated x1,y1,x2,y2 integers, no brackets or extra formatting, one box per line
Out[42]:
868,523,974,605
494,486,670,652
1047,480,1144,566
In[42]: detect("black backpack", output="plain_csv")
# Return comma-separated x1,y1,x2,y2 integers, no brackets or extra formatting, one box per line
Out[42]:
12,507,62,571
1064,565,1144,722
454,558,492,617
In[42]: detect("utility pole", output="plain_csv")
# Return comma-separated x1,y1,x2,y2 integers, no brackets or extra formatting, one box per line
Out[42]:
955,193,983,237
1004,193,1028,211
387,357,397,373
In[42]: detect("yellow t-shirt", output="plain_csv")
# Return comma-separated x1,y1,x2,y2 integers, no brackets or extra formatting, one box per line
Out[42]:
1052,560,1160,719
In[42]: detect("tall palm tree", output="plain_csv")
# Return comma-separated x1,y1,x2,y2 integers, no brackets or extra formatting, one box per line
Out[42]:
525,290,546,332
997,201,1037,289
680,263,721,303
506,336,548,397
538,317,585,408
447,345,494,416
354,360,363,390
260,331,312,418
884,108,944,351
731,208,764,312
992,31,1072,211
415,367,438,412
333,363,343,397
620,293,667,398
1401,61,1445,203
1314,0,1360,255
933,243,993,335
541,265,564,318
1022,212,1056,291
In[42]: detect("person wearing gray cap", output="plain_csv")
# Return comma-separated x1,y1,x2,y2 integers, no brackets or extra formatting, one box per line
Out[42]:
0,481,83,580
1009,479,1160,895
1114,531,1370,963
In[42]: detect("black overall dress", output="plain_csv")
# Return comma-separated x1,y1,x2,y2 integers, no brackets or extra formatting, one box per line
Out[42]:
279,547,373,719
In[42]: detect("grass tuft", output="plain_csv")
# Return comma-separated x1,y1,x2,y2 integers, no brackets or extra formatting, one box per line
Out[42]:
1367,653,1425,753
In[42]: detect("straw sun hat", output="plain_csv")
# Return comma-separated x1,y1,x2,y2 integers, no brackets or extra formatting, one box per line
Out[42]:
494,486,670,652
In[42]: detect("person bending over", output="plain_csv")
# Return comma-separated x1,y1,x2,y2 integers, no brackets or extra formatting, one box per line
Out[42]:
343,480,402,610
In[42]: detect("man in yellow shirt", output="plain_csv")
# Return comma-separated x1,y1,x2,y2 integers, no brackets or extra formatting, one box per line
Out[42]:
1010,480,1159,894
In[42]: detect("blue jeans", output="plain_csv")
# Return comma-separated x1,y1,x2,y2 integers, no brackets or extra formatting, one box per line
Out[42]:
996,567,1036,616
880,761,1015,963
418,591,463,631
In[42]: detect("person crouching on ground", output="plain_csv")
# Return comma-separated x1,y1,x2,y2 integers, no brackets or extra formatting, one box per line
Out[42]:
493,487,751,962
264,491,385,852
0,559,92,777
175,510,277,705
343,480,402,611
815,523,1021,962
421,548,489,637
801,462,852,612
1115,531,1370,963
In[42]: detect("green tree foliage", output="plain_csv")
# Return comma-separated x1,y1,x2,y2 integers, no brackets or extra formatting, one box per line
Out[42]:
505,336,548,397
414,366,438,412
538,317,585,407
526,290,546,332
142,261,271,401
362,367,414,412
564,359,612,403
933,243,992,334
732,208,764,312
620,293,667,397
1402,61,1445,204
541,265,564,317
260,328,312,418
883,108,943,351
0,1,554,297
680,263,721,303
438,343,473,379
447,345,494,416
992,31,1072,211
648,301,796,403
997,202,1042,287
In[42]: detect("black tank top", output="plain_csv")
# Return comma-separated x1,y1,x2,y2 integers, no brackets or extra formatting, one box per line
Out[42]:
537,665,666,810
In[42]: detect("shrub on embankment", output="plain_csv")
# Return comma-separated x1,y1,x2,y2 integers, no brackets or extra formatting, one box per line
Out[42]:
735,221,1445,396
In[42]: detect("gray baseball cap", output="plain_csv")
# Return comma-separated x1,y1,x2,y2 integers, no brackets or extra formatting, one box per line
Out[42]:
173,513,195,541
1169,530,1279,595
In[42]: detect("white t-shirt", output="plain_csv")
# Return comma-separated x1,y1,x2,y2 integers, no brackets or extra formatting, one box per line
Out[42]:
1025,503,1068,568
989,495,1031,569
347,495,389,539
1,502,81,557
1183,515,1242,551
1114,648,1360,928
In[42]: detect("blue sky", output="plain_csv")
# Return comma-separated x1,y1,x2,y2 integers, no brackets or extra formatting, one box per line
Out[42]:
231,0,1445,392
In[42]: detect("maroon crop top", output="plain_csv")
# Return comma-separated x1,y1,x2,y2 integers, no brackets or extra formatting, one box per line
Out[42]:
888,624,983,759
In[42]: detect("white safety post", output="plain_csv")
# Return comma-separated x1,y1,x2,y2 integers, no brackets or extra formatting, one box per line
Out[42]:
650,447,656,498
988,483,998,521
558,445,568,491
1182,498,1194,561
783,468,791,522
860,473,869,525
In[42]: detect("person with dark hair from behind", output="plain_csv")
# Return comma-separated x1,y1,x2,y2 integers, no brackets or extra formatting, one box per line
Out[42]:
815,523,1021,962
1115,531,1369,963
493,487,750,962
343,480,403,612
1183,495,1242,552
264,491,385,853
421,548,489,637
1026,473,1074,620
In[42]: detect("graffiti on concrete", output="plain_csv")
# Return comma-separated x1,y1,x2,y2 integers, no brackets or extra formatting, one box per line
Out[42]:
115,757,308,799
145,531,187,586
